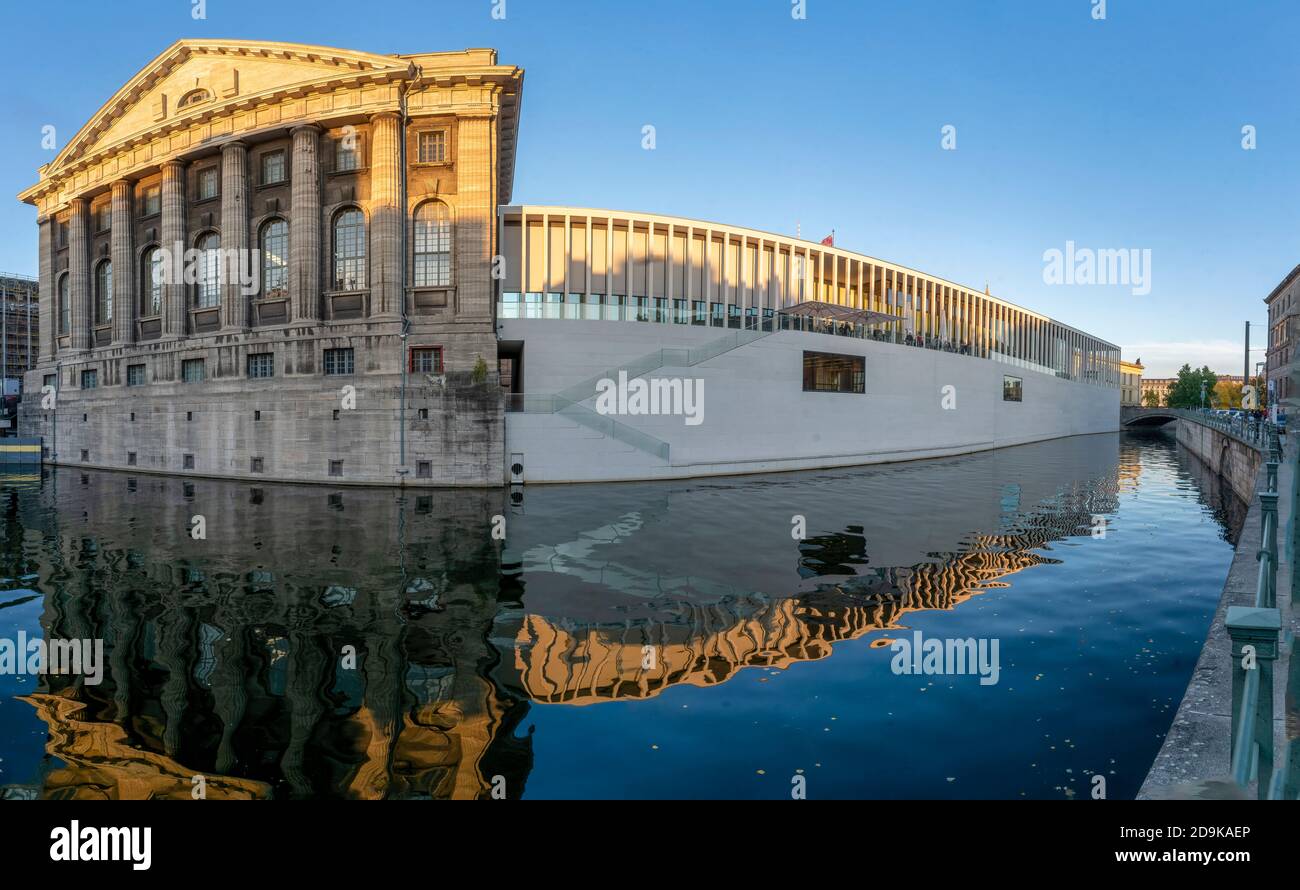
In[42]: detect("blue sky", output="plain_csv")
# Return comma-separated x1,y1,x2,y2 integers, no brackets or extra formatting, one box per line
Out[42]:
1,0,1295,376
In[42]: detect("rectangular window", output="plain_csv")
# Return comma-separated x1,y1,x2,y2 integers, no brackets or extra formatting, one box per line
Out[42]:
250,457,264,474
410,347,443,374
127,452,137,466
58,222,68,248
418,130,447,163
183,454,195,470
416,460,432,479
80,369,98,389
247,353,275,379
197,167,218,200
336,137,359,172
802,351,865,394
93,205,110,233
142,185,161,216
260,150,286,185
43,373,55,389
328,460,343,477
182,358,205,383
323,347,355,375
1003,375,1023,402
126,364,146,386
80,449,89,462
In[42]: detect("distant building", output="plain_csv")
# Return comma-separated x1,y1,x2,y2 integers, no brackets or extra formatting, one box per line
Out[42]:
0,273,39,382
1119,358,1144,406
1265,264,1300,409
1142,377,1174,406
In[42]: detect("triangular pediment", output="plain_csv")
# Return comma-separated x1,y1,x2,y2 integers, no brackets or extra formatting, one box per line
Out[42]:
50,40,413,175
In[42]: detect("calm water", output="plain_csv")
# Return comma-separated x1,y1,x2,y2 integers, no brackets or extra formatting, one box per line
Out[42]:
0,431,1244,799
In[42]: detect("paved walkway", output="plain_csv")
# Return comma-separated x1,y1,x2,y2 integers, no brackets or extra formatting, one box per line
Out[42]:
1138,431,1296,799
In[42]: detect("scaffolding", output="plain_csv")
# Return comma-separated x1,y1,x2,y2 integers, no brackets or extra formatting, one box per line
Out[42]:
0,273,39,385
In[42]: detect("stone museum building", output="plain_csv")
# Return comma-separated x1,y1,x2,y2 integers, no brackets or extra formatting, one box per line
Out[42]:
19,40,522,485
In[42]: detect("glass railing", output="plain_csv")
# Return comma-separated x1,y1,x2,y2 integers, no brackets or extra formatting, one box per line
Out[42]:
497,297,1116,387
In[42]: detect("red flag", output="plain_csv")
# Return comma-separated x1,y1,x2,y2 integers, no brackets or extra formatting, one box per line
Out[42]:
820,232,834,246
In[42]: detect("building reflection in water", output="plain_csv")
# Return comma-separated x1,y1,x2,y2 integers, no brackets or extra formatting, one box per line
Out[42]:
0,432,1241,798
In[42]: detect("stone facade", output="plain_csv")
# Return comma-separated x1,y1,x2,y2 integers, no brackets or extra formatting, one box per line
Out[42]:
17,41,523,486
1265,264,1300,409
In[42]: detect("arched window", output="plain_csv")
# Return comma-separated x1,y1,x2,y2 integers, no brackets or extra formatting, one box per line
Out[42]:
260,219,288,299
142,247,163,316
178,89,211,109
332,209,366,290
57,274,69,335
195,232,222,308
413,202,451,287
94,260,113,325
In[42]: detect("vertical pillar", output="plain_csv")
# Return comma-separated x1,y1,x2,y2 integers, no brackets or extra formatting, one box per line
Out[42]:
368,112,403,319
455,112,496,322
37,216,54,363
110,179,135,346
290,125,321,323
220,140,249,331
160,160,188,339
67,197,91,352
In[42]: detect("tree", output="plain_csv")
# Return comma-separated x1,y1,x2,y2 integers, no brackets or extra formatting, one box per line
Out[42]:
1142,389,1161,407
1214,380,1243,409
1165,364,1219,408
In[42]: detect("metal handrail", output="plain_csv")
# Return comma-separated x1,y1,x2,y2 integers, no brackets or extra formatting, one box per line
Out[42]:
1214,406,1294,799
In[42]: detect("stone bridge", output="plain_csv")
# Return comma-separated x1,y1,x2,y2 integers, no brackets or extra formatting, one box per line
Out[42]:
1121,406,1182,427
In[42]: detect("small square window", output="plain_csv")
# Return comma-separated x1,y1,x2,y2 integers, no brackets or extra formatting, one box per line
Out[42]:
417,130,447,163
416,460,432,479
417,407,429,421
127,452,137,466
247,353,274,379
324,347,354,375
336,137,360,172
43,373,55,389
197,167,219,200
410,347,443,374
141,185,161,216
80,449,89,462
183,454,195,469
127,364,146,386
328,460,343,477
260,150,286,185
250,457,264,473
80,369,98,389
182,358,205,383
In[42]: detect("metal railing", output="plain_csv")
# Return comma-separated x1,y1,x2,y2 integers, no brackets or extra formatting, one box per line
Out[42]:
1221,422,1297,798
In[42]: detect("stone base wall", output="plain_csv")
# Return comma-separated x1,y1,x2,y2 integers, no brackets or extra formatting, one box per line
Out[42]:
1175,419,1261,503
18,332,505,487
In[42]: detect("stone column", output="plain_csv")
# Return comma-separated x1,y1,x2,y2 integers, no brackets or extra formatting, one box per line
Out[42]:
289,124,321,323
368,111,402,319
160,160,188,339
110,179,135,346
220,141,249,330
37,215,54,363
67,197,91,352
455,113,496,321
